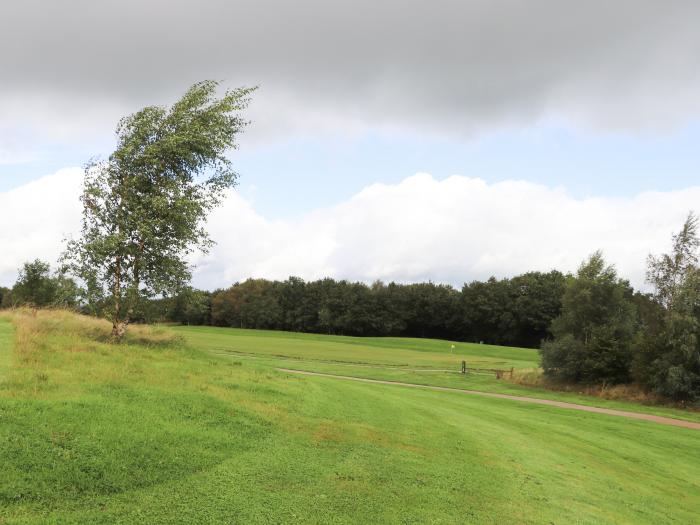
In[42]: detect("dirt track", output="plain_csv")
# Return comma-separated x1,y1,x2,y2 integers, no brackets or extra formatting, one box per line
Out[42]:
278,368,700,430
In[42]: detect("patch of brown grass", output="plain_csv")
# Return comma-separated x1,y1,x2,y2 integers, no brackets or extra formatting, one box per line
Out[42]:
3,308,180,351
509,367,690,407
313,421,346,443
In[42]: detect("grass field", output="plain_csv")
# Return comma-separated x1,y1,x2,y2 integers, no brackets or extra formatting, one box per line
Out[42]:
173,325,700,423
1,310,699,524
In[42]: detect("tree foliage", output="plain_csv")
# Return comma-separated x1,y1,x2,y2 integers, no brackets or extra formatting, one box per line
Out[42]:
162,272,565,346
540,252,637,384
637,214,700,401
0,286,9,308
1,260,79,309
461,271,565,346
63,81,254,339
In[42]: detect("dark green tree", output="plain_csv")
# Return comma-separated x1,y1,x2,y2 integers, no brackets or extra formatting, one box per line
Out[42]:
11,260,56,307
511,271,566,347
4,260,79,308
0,286,9,308
63,81,254,339
170,287,212,326
211,279,282,329
540,252,637,384
400,282,460,339
461,277,517,344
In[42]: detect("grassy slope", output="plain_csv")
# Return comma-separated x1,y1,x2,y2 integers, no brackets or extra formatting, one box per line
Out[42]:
0,312,699,524
176,325,539,369
174,325,700,423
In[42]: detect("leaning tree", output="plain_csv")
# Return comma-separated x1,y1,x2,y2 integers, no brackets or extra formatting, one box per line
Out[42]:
64,81,254,339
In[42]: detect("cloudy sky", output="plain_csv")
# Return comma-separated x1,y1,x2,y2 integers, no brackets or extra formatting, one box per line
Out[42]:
1,1,699,289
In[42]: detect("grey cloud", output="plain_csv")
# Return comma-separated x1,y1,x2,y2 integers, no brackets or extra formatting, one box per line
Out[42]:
1,0,699,142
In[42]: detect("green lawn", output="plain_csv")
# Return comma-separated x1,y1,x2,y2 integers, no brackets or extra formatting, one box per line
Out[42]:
174,324,700,424
174,325,539,369
1,311,699,524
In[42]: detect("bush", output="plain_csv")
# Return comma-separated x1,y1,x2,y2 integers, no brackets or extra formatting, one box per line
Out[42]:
539,252,637,385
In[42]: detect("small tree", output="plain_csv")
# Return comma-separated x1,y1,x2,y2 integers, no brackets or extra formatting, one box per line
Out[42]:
647,214,699,309
540,252,637,384
64,81,254,339
4,260,79,308
11,260,56,307
636,214,700,401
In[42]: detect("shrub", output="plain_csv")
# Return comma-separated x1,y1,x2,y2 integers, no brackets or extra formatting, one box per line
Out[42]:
539,252,637,385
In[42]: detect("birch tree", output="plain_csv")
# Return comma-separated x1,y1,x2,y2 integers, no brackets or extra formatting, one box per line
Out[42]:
64,81,254,339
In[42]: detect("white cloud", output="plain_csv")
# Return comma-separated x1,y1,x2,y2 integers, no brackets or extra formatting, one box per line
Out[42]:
0,169,83,284
194,174,699,290
2,170,698,290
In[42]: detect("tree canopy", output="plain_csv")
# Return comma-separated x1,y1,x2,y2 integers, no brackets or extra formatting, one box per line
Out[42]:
637,214,700,400
2,260,79,309
63,81,254,339
540,252,637,384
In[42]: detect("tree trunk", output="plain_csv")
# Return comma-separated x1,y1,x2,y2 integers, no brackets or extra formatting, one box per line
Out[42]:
111,255,127,341
111,320,128,340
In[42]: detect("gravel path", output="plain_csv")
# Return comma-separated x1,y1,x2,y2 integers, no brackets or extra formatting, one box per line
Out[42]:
278,368,700,430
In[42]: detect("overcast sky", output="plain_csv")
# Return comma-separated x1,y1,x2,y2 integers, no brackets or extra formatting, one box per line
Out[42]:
1,1,700,288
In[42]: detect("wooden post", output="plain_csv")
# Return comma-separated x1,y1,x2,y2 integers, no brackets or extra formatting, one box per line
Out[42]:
510,367,514,379
461,361,467,375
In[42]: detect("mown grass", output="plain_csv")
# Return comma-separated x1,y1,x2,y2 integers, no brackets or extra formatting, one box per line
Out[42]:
175,325,700,423
1,310,699,524
176,325,539,369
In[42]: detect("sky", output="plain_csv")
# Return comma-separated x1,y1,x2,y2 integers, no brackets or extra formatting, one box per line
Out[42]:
1,1,699,289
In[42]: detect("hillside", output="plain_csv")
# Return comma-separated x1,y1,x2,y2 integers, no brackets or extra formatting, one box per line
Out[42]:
1,310,699,524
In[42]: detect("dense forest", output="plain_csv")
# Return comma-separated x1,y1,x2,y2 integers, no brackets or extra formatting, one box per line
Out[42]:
172,271,568,348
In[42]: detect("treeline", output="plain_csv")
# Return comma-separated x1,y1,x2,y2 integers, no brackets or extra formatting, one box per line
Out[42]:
2,215,700,402
170,271,567,348
1,261,567,348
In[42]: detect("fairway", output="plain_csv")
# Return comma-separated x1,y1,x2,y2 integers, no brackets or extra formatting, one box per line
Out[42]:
174,325,540,369
174,325,700,424
1,311,699,524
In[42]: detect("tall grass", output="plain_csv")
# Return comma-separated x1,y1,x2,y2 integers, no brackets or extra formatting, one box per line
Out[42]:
509,367,675,406
0,308,184,400
2,308,179,353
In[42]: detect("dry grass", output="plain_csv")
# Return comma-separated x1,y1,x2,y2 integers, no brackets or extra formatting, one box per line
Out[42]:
0,308,184,399
508,367,696,408
1,307,180,352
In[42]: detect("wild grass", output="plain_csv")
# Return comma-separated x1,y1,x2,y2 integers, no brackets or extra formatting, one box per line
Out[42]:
509,367,686,407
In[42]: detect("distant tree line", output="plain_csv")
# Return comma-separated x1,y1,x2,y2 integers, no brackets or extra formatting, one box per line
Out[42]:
1,262,566,347
170,270,568,348
2,214,699,402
